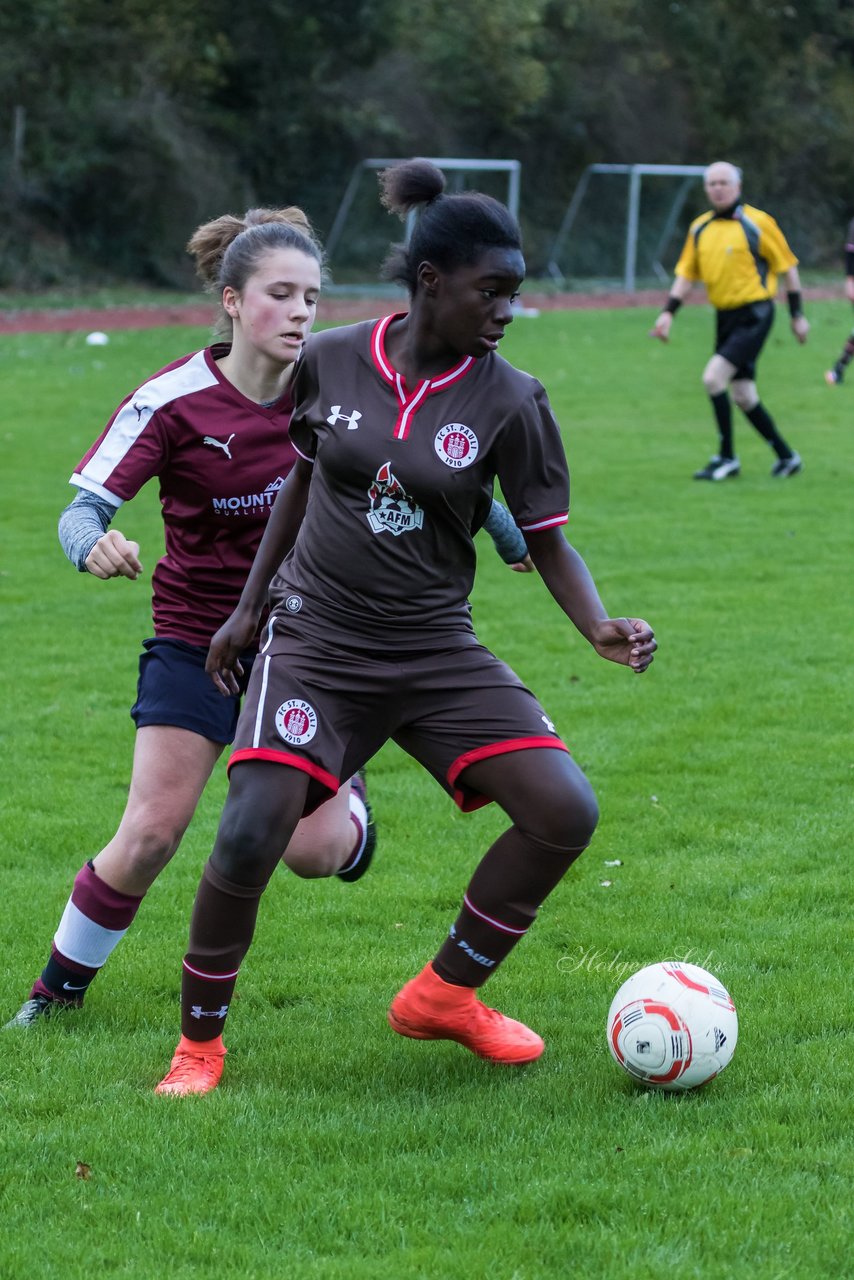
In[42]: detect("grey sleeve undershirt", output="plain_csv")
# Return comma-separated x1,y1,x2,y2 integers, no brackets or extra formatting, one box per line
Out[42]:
482,498,529,564
58,488,120,571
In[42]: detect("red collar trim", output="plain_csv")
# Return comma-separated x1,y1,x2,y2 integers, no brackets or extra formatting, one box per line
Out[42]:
370,315,475,440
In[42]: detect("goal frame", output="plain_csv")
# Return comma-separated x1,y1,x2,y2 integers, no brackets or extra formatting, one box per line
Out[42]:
324,157,522,267
546,163,707,291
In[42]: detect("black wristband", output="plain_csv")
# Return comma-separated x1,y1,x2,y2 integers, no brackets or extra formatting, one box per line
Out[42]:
787,290,803,319
664,296,683,315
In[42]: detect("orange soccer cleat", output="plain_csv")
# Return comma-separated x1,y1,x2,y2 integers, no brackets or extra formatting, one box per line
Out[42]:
155,1035,226,1096
388,963,544,1064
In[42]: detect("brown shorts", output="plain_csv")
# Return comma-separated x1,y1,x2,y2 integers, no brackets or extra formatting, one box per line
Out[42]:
229,600,569,814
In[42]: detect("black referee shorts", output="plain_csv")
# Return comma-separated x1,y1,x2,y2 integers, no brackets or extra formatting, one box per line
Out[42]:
714,300,775,380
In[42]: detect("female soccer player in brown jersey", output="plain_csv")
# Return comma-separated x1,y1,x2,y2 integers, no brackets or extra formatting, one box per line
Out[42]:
5,209,378,1031
155,160,657,1096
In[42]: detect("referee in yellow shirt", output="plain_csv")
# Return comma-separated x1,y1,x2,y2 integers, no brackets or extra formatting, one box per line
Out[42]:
651,161,808,480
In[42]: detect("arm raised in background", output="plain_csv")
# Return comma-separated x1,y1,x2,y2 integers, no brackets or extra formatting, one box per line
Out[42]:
525,526,656,673
205,458,313,694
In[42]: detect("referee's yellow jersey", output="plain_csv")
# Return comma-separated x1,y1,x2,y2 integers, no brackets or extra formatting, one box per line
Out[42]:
674,204,798,310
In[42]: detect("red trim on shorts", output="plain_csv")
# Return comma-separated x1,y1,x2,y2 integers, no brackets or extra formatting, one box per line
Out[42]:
447,737,570,812
227,748,339,797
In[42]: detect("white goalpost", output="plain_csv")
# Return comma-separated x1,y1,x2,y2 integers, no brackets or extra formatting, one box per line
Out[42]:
546,163,707,291
324,157,521,280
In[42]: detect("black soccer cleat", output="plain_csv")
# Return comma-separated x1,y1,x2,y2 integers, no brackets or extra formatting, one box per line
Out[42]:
770,452,802,478
3,994,72,1029
693,455,740,481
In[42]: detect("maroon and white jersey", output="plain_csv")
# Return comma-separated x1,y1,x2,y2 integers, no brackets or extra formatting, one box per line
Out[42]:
72,344,297,646
273,316,569,640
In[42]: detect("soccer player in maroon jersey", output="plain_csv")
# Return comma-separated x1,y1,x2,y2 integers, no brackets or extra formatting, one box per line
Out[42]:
155,160,657,1096
4,207,379,1030
824,215,854,385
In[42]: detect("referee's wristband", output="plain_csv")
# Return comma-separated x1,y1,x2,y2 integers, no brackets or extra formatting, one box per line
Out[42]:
787,290,804,319
664,296,683,315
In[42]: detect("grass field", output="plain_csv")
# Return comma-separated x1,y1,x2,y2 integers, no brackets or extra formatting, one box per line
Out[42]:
1,303,851,1279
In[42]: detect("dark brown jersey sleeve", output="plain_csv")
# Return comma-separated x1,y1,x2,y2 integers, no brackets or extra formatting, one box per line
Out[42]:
492,381,570,533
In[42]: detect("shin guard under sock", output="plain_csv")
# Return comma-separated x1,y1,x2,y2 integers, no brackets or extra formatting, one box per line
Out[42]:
180,860,266,1042
433,826,588,987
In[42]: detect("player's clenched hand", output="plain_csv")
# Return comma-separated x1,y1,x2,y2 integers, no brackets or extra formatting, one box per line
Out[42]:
649,312,672,342
791,315,809,345
206,610,256,696
590,617,656,673
85,530,142,580
510,554,535,573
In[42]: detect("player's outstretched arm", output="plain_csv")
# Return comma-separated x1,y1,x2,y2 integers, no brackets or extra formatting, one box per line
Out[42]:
526,527,656,673
783,266,809,344
206,458,313,695
649,275,693,342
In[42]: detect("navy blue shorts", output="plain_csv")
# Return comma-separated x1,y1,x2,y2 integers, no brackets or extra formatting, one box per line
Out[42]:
130,638,255,744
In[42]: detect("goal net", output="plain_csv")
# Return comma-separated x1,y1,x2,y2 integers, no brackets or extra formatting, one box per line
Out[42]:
546,164,707,291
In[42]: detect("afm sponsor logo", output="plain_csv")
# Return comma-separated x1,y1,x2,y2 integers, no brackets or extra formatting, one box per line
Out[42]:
366,462,424,536
212,476,285,515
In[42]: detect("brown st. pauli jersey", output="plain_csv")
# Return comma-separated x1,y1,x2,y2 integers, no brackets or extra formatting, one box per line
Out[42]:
271,315,570,643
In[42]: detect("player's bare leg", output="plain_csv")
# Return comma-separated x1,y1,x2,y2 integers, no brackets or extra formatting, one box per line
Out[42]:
5,727,221,1028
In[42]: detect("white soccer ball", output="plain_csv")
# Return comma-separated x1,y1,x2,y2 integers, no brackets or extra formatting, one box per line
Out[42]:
85,331,109,346
606,960,738,1092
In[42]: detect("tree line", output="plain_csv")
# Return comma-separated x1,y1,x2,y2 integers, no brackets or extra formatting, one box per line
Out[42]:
2,0,853,290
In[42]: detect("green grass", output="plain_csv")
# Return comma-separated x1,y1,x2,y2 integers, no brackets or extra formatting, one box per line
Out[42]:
0,306,851,1278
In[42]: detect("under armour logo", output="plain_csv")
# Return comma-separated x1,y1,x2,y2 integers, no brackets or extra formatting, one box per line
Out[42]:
203,433,236,459
327,405,362,430
190,1004,229,1019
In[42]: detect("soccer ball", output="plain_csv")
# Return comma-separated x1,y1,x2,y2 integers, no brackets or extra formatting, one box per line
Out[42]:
606,960,738,1092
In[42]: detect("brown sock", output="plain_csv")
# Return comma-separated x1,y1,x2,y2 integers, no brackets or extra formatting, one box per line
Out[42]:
433,826,587,987
180,860,266,1041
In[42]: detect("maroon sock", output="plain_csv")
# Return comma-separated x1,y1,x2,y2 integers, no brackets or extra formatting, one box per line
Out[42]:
433,826,587,987
180,860,266,1042
34,860,143,1003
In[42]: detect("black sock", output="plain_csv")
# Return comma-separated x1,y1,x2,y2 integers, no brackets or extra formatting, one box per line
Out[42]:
710,392,734,458
743,402,792,460
37,949,98,1003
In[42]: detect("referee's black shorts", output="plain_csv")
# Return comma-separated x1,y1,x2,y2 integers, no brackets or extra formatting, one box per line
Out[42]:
714,300,775,380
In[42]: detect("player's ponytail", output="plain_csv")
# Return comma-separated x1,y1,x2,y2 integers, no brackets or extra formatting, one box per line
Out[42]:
379,158,522,294
187,207,325,337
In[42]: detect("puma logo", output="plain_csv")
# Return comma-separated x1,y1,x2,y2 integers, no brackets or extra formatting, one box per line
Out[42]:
203,433,236,459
